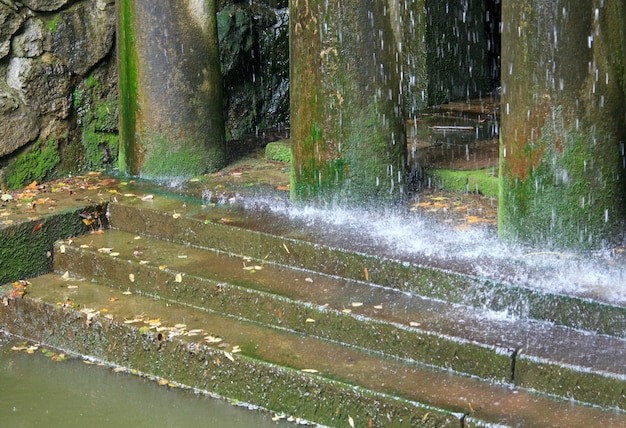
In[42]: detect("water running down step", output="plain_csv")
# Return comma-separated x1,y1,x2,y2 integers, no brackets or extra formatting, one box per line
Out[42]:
2,182,626,426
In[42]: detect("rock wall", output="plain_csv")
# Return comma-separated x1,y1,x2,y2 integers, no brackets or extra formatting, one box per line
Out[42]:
0,0,290,189
0,0,117,188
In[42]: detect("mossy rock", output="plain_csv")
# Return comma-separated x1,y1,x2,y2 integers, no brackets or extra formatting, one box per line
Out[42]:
428,168,498,197
265,140,291,163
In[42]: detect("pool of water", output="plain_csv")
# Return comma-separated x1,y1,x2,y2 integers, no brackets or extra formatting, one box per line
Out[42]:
0,333,295,428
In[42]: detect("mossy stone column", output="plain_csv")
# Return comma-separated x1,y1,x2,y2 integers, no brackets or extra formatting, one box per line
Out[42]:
290,0,407,205
117,1,226,179
499,0,626,249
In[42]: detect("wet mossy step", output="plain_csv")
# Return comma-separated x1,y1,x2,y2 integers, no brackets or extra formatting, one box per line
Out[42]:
107,198,626,339
3,275,626,428
53,230,626,411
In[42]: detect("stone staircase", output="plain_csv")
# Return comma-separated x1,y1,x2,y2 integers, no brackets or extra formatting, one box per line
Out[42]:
2,183,626,427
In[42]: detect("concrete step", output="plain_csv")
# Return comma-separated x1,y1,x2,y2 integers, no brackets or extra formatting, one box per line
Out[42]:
3,274,626,427
107,192,626,339
53,229,626,410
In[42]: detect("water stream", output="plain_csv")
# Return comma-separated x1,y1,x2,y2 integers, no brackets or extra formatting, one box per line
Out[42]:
0,334,293,428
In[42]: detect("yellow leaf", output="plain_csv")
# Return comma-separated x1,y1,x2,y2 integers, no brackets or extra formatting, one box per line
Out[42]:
301,368,318,373
172,212,182,219
305,318,316,323
351,302,363,307
157,379,169,386
159,265,167,271
374,304,383,310
128,273,135,282
175,273,183,283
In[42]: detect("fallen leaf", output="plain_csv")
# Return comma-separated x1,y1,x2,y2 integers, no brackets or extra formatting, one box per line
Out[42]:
204,335,223,344
129,273,135,282
305,277,313,283
351,302,363,307
109,252,120,257
59,244,66,254
364,267,369,281
1,193,12,201
174,323,187,329
409,321,420,327
98,247,114,254
348,415,355,428
175,273,183,283
62,271,70,280
172,212,182,219
141,194,154,201
374,304,383,310
301,368,318,373
224,352,235,362
122,289,132,295
342,308,352,314
305,318,316,323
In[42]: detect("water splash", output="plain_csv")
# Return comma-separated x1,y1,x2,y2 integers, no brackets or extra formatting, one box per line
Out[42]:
233,195,626,305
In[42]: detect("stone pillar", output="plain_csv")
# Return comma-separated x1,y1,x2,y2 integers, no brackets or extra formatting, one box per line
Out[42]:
289,0,407,205
117,0,226,179
499,0,626,249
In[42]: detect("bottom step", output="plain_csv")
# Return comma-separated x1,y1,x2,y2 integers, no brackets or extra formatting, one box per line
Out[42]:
2,275,626,427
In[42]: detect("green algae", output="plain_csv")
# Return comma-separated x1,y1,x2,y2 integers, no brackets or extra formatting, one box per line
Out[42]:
0,205,106,284
116,0,139,176
4,139,61,190
264,141,291,163
428,168,498,197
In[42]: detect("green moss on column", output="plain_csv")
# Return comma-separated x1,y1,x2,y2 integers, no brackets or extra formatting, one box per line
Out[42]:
499,0,626,249
116,1,227,180
289,0,407,206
